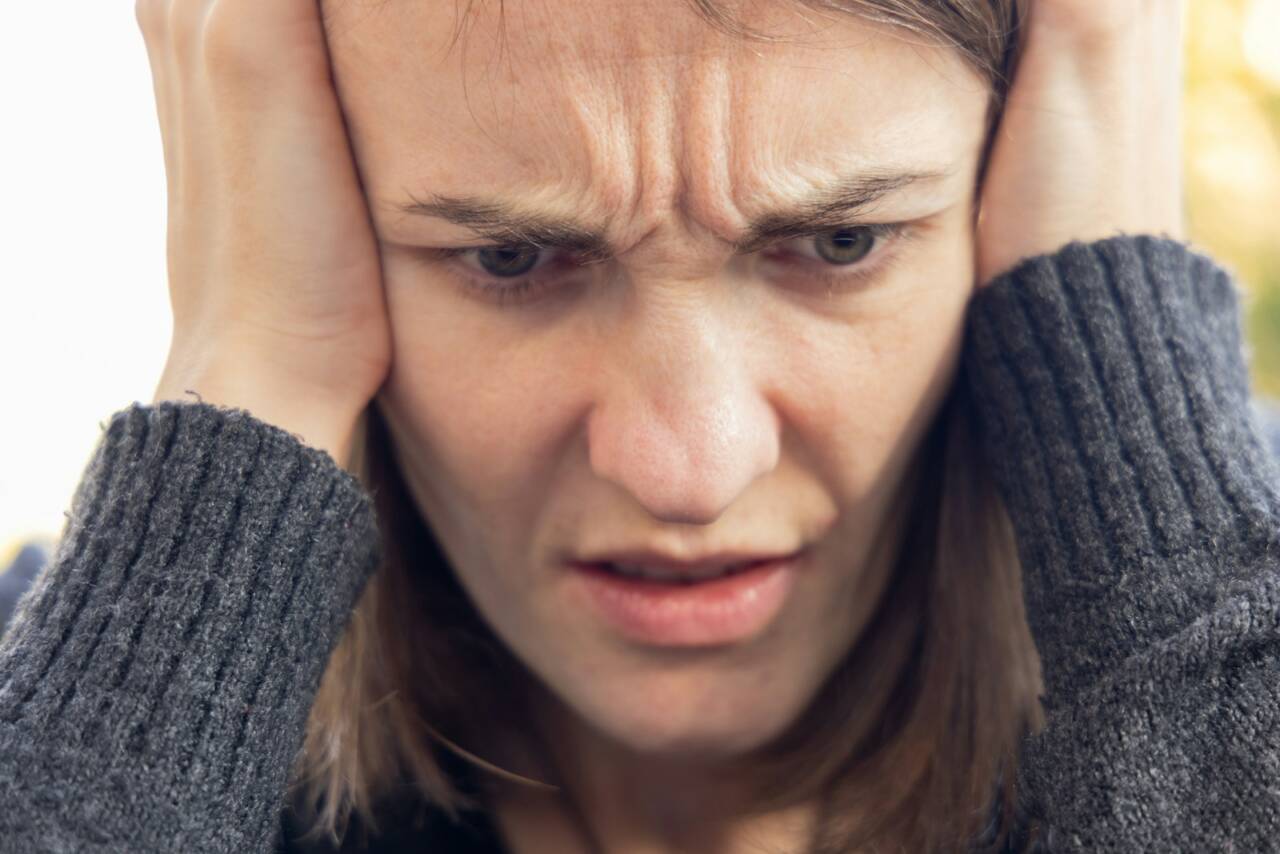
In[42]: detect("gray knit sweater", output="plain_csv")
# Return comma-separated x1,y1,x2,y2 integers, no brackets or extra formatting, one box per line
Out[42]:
1,234,1278,852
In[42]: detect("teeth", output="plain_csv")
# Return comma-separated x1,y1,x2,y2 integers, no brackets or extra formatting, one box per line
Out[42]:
609,562,752,582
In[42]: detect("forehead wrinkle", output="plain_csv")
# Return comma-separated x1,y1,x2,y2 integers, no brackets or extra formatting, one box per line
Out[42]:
391,37,968,258
576,62,655,237
513,0,740,70
530,45,708,257
469,7,681,244
679,38,886,246
667,53,745,248
366,0,984,255
457,0,774,243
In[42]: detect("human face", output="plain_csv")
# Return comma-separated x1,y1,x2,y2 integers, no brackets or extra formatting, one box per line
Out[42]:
324,0,987,785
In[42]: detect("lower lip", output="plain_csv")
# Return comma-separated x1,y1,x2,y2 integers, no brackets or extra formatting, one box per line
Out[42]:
568,553,804,647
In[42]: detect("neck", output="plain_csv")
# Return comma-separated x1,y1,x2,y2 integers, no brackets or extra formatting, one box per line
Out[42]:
491,781,819,854
482,681,820,854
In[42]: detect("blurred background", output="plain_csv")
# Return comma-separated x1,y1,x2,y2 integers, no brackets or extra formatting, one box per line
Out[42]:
1,0,1279,572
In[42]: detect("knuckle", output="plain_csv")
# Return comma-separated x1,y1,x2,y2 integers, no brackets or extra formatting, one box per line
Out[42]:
134,0,168,43
137,1,210,67
200,0,269,80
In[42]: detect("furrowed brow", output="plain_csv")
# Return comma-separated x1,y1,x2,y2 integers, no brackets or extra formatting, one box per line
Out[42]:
730,169,952,254
396,167,951,261
396,194,617,264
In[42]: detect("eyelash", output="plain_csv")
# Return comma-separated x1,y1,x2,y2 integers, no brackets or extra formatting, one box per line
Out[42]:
430,222,916,307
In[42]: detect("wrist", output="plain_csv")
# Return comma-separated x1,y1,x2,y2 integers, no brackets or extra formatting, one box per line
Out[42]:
152,375,362,471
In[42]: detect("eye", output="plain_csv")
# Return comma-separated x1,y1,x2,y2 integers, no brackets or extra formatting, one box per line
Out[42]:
779,224,902,267
811,227,877,265
764,223,912,293
474,245,545,278
425,221,915,307
426,243,569,306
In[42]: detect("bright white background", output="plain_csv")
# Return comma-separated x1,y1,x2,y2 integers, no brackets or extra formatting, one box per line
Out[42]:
0,4,169,560
1,2,1278,567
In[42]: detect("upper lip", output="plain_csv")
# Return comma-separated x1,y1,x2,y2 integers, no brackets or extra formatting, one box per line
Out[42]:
572,547,804,578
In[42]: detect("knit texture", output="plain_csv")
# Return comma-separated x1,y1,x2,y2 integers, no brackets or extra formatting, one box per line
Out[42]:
1,233,1277,852
0,403,381,852
964,234,1280,851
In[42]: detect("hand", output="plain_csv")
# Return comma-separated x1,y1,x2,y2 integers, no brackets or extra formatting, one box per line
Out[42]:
137,0,392,470
975,0,1187,286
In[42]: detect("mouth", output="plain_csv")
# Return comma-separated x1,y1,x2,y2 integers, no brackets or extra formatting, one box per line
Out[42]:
571,545,806,583
567,551,806,647
595,558,769,584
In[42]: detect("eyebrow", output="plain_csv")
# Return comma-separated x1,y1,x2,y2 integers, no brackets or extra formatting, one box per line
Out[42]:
395,167,953,264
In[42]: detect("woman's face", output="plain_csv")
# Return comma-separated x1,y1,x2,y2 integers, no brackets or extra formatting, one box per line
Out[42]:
325,0,988,769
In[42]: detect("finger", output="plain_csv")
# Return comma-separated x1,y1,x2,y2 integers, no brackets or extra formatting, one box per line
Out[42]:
1023,0,1186,52
200,0,336,101
134,0,180,202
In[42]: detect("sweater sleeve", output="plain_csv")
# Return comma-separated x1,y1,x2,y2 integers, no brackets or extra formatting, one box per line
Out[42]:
0,401,382,853
963,234,1280,851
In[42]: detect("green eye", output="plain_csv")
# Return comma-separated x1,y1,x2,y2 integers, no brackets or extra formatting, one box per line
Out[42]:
476,245,543,277
813,228,876,265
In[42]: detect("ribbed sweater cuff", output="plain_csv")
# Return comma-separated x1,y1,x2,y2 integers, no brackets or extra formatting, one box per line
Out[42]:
0,401,381,850
962,234,1280,705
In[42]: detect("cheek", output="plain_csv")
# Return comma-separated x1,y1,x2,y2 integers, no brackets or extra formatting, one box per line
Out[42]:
377,253,583,516
767,231,973,494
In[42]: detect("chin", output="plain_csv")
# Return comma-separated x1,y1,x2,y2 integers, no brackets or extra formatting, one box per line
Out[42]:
567,678,805,761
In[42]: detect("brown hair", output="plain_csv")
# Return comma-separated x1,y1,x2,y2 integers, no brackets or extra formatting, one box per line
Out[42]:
289,2,1046,852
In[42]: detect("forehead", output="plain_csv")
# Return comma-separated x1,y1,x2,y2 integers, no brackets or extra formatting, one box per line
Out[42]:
323,0,989,236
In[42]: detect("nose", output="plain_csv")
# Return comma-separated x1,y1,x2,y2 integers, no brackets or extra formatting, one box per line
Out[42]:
586,296,781,525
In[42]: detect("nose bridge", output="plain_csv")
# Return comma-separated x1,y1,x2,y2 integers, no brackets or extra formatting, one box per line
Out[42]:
587,293,780,525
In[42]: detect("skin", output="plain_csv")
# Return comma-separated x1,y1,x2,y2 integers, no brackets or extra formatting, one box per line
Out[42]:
139,0,1183,849
321,1,989,851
